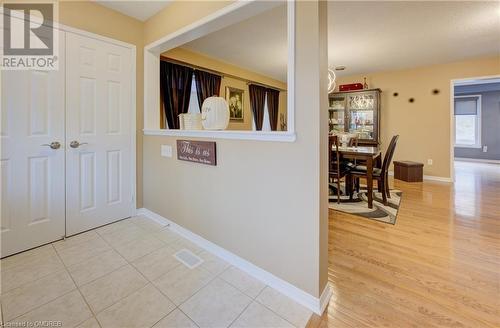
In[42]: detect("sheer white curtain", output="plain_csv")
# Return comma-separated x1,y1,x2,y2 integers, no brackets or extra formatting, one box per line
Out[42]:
187,75,201,114
253,93,271,131
165,75,199,128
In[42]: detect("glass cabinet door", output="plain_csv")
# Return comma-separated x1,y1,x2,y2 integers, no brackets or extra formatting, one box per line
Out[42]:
347,92,377,141
328,96,346,134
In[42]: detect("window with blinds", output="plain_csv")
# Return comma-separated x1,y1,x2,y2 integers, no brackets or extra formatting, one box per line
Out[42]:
454,95,481,148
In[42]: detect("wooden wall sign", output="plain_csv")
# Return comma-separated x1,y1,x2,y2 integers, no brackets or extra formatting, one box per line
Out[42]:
176,140,217,166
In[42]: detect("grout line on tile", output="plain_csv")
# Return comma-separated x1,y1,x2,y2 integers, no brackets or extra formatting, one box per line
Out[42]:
53,238,113,269
1,217,151,323
84,283,142,318
0,249,70,295
92,316,103,328
75,263,130,288
129,251,183,283
114,239,168,265
226,297,253,328
97,222,169,267
52,230,101,251
177,307,201,328
51,244,98,324
216,266,265,301
176,269,220,307
253,289,302,328
253,284,267,299
73,225,168,315
148,302,178,328
6,288,78,324
101,231,172,288
0,268,69,297
94,217,133,237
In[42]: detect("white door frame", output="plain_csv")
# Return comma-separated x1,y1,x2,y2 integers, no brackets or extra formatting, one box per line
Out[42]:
449,74,500,181
59,24,137,216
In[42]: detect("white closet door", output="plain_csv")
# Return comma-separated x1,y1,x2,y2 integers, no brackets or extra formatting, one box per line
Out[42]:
0,34,66,257
65,32,133,235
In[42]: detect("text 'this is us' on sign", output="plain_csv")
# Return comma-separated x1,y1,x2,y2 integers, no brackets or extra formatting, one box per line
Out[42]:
176,140,216,166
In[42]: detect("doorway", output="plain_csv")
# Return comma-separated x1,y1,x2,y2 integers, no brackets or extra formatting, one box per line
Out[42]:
450,76,500,180
1,27,136,257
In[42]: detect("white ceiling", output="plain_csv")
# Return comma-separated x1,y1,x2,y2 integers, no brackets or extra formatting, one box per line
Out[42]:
182,4,288,82
328,1,500,78
95,1,171,21
183,1,500,81
96,1,500,81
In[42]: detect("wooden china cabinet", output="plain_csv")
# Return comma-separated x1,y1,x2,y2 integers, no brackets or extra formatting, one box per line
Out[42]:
328,88,381,145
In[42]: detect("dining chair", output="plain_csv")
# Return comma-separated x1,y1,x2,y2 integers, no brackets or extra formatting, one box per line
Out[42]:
329,135,352,204
350,135,399,206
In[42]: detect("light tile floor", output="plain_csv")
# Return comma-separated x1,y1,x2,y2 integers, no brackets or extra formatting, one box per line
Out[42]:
0,216,312,328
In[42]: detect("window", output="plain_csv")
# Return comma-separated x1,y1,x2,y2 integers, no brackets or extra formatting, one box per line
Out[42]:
454,95,481,148
187,75,201,114
251,93,272,131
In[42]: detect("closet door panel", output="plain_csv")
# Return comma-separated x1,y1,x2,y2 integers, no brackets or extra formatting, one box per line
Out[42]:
0,32,66,257
65,32,133,235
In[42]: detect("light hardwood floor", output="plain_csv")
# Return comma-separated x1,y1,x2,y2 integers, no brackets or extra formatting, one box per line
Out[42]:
308,161,500,328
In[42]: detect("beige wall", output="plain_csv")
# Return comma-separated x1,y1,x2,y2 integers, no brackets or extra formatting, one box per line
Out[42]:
57,0,328,300
337,56,500,178
142,1,328,297
144,1,234,45
161,48,287,131
59,0,145,206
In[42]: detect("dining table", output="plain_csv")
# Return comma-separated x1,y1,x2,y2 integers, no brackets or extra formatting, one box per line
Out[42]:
338,145,381,209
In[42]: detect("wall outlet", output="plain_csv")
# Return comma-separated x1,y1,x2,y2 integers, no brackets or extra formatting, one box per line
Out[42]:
427,159,433,165
483,145,488,153
161,145,172,158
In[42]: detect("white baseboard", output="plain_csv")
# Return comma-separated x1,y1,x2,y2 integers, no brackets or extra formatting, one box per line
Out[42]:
319,283,333,314
387,171,453,183
423,175,453,183
136,208,329,315
455,157,500,164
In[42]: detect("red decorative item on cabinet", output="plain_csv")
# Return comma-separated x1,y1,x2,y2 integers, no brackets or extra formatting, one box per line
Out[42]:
339,83,363,91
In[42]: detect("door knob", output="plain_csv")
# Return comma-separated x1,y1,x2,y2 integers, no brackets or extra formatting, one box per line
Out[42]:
41,141,61,150
69,140,88,148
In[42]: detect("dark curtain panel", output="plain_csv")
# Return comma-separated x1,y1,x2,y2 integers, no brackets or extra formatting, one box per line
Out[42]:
194,70,221,109
249,84,267,131
266,88,280,131
160,61,193,129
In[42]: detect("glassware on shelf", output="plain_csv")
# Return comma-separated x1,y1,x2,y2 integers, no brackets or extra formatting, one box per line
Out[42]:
348,94,375,110
329,89,380,144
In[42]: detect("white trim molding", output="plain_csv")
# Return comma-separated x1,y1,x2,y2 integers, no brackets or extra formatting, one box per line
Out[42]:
423,175,454,183
388,171,453,183
143,0,295,142
143,129,296,142
455,157,500,165
136,208,330,315
319,283,333,314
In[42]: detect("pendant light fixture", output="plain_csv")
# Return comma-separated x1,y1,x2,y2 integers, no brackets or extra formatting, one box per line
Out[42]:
328,68,336,93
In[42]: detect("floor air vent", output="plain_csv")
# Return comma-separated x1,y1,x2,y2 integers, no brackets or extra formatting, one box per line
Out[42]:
174,249,204,269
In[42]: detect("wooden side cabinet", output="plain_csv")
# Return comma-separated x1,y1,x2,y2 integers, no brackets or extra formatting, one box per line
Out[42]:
328,88,381,145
